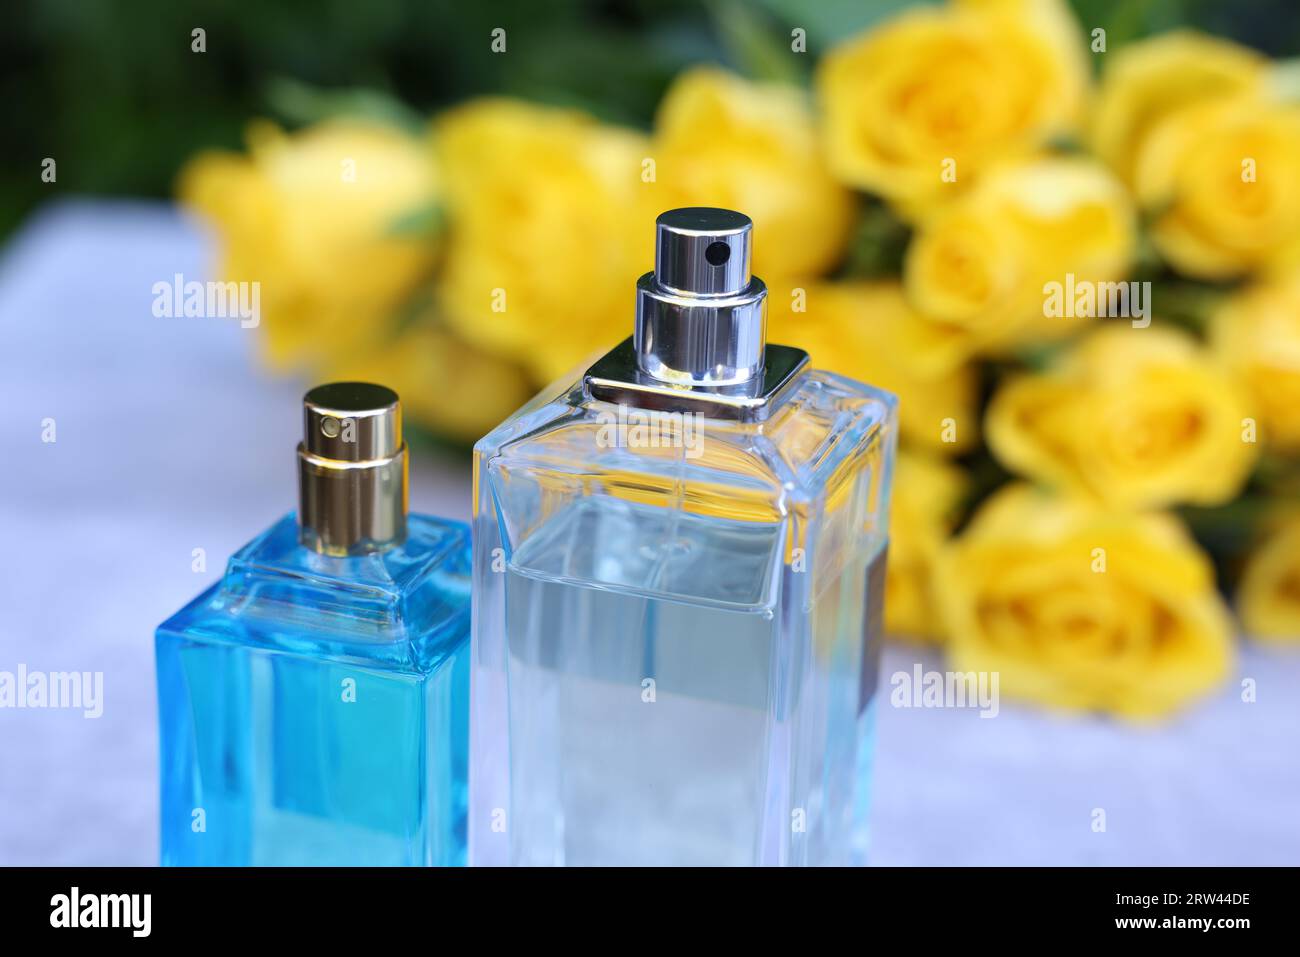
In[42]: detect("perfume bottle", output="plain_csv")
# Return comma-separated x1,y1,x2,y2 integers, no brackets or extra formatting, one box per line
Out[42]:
156,383,470,866
470,208,897,866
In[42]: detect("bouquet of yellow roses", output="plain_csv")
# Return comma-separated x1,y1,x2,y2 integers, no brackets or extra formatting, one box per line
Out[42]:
180,0,1300,720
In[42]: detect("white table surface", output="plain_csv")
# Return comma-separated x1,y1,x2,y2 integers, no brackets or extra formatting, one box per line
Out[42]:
1,199,1297,865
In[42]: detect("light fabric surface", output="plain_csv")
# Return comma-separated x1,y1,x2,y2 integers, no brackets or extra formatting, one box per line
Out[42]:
1,201,1296,865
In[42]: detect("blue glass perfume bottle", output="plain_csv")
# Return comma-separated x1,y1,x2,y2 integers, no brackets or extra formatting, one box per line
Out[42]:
470,209,897,866
156,383,470,866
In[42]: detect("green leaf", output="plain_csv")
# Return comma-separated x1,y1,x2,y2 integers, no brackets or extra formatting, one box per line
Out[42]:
388,280,438,338
1178,494,1275,588
1011,340,1073,373
1149,280,1235,332
746,0,929,53
387,202,444,240
706,0,805,84
265,77,426,134
838,200,911,278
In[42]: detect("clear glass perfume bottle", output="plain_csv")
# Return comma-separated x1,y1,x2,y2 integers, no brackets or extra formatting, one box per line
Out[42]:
156,383,470,866
470,208,897,866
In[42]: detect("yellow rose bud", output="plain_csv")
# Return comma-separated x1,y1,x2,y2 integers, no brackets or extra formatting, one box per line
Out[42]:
1210,273,1300,452
904,157,1135,365
886,451,967,642
648,67,854,281
436,99,650,383
938,484,1233,719
178,120,439,370
817,0,1088,218
1237,513,1300,643
1092,31,1266,186
1134,94,1300,279
986,326,1258,509
766,281,978,453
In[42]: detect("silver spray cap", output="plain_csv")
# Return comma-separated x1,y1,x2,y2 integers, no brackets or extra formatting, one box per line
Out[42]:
634,207,768,388
297,382,408,555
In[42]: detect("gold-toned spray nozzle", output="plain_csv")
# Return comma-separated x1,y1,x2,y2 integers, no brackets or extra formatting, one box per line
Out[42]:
297,382,407,556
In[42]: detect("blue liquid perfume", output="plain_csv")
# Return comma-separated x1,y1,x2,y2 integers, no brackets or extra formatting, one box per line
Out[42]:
156,383,470,866
470,208,897,866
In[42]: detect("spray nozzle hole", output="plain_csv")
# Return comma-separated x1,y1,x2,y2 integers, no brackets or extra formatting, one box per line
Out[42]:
704,241,731,266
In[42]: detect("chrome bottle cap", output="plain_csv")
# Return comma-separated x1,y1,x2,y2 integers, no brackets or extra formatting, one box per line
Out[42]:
298,382,408,556
634,207,768,388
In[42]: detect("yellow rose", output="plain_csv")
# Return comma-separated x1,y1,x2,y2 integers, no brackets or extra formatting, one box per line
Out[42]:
766,281,978,453
320,323,532,444
178,120,438,370
1134,94,1300,279
904,157,1135,366
647,67,854,280
817,0,1088,217
938,484,1233,719
1092,31,1266,186
1237,512,1300,643
885,451,967,641
987,326,1258,509
436,99,650,383
1210,273,1300,452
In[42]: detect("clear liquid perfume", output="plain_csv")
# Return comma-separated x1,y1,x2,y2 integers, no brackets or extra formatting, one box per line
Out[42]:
156,383,470,866
470,208,897,866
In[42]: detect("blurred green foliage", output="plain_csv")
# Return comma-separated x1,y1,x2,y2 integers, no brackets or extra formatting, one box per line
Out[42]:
2,0,1296,237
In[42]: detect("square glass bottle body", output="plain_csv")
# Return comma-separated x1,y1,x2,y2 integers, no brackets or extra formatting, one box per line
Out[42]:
470,366,896,866
156,513,470,866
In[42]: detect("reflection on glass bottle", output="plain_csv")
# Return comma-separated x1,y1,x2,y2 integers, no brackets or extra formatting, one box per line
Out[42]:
156,383,470,866
471,209,897,866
